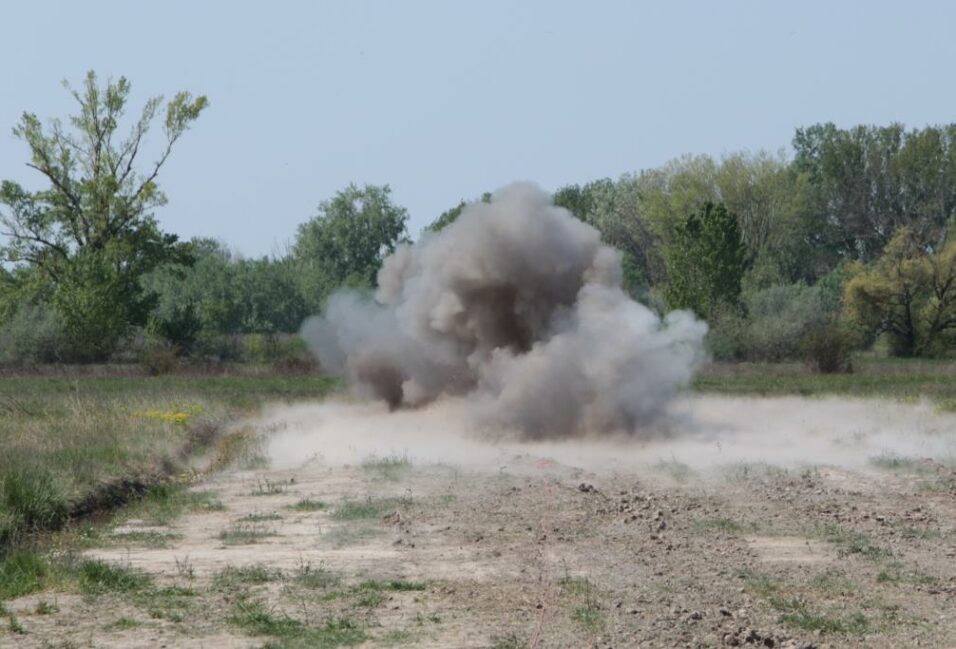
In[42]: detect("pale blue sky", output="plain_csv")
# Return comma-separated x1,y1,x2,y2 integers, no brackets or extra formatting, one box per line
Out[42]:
2,1,954,256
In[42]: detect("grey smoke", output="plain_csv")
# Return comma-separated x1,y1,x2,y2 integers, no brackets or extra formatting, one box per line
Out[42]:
301,183,707,439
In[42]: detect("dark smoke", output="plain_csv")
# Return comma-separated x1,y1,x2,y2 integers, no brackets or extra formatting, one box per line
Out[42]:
301,183,707,438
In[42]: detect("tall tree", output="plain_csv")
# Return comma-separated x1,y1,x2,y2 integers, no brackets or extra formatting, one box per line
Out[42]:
663,202,746,319
844,227,956,357
0,71,207,358
293,183,409,310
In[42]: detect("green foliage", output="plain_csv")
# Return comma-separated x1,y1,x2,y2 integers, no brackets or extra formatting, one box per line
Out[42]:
844,227,956,357
664,202,746,318
293,183,409,310
0,550,49,600
425,192,491,233
794,122,956,263
0,71,206,360
79,559,152,594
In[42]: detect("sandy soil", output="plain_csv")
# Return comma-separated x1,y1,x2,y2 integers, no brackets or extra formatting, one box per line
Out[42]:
5,395,956,648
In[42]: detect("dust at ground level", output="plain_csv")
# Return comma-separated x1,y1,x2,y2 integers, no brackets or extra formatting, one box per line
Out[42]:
4,395,956,648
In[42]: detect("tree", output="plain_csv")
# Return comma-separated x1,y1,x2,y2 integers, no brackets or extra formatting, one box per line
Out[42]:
425,192,491,233
844,227,956,357
663,202,746,319
0,71,207,358
293,183,409,310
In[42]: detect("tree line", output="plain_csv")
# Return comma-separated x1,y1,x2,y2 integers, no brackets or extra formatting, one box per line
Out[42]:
2,72,955,367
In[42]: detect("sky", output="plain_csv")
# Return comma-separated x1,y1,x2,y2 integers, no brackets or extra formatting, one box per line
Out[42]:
1,1,955,257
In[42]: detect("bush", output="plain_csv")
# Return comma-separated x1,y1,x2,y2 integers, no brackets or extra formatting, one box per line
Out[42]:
139,338,180,375
0,303,66,365
801,322,854,374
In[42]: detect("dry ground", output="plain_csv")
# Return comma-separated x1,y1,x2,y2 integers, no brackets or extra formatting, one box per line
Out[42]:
4,397,956,649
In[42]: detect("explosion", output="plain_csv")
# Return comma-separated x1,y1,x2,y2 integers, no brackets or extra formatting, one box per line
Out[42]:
301,183,706,438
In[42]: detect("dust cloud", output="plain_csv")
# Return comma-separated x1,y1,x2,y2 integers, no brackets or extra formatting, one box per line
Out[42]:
300,183,706,439
263,395,956,475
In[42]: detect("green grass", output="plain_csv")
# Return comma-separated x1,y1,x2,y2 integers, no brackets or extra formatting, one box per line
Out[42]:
0,373,338,553
818,524,891,560
215,564,283,589
104,616,141,631
231,597,367,647
293,563,340,589
361,454,413,482
769,596,869,635
79,559,152,594
0,549,49,600
694,357,956,409
330,497,396,521
289,498,327,512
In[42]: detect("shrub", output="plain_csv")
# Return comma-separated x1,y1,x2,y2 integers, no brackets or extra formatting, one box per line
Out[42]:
139,338,180,375
0,303,65,365
801,322,854,374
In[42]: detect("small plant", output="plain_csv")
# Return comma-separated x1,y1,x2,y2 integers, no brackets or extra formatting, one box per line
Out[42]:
250,478,287,496
0,549,49,600
218,522,277,545
361,454,412,482
79,559,151,594
34,599,59,615
174,556,195,580
215,564,282,589
240,512,283,522
290,498,326,512
293,562,339,589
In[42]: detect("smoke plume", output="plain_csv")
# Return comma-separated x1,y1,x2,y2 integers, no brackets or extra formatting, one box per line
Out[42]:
301,183,707,438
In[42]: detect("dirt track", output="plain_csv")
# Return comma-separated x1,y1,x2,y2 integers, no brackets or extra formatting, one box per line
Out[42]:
6,396,956,648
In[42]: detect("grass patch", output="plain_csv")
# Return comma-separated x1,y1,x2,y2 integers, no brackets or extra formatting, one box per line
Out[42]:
361,454,412,482
289,498,326,512
736,568,780,597
0,373,337,555
215,564,283,589
107,530,183,548
79,559,151,594
818,524,891,560
218,522,276,545
330,497,393,521
292,562,340,589
769,596,868,635
876,561,937,586
250,478,288,496
231,597,366,647
104,616,141,631
0,549,49,600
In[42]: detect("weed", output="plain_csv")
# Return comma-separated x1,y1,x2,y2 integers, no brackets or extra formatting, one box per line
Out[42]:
174,555,195,580
35,599,59,614
293,562,339,589
218,523,276,545
231,597,366,647
7,612,25,634
818,525,891,560
108,530,183,548
289,498,326,512
735,568,779,597
78,559,151,594
250,478,287,496
331,497,390,521
770,596,868,634
361,454,412,482
653,460,694,483
215,564,282,589
0,549,49,600
104,616,141,630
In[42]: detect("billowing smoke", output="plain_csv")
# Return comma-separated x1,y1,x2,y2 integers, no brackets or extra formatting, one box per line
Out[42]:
301,183,707,439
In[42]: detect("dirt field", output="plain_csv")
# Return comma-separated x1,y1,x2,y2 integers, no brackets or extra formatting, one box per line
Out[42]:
5,396,956,648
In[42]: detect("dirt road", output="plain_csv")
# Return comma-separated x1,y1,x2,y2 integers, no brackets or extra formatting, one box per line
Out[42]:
6,396,956,648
